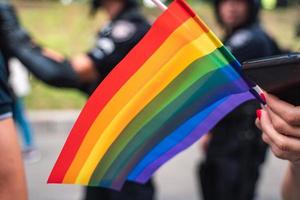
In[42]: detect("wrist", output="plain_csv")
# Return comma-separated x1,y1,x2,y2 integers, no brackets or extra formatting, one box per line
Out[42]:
289,162,300,178
281,163,300,200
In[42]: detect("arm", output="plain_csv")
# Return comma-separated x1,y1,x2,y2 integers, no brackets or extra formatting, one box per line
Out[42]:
1,2,149,91
282,163,300,200
43,49,98,83
0,56,27,200
0,118,27,200
0,3,85,88
256,93,300,200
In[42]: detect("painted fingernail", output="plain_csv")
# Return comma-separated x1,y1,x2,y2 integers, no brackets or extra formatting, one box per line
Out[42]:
260,93,266,102
256,109,262,120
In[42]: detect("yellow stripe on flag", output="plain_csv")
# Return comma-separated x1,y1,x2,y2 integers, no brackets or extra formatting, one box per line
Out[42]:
76,31,222,184
62,17,204,183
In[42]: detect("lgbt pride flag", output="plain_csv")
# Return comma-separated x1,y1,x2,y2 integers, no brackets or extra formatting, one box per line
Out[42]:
48,0,258,190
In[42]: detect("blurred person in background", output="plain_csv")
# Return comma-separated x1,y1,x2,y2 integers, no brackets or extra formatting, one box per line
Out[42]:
256,93,300,200
77,1,155,198
9,58,40,163
0,52,27,200
0,0,155,200
198,0,282,199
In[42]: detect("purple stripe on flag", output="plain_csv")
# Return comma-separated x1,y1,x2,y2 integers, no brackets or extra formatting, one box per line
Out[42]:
135,91,254,183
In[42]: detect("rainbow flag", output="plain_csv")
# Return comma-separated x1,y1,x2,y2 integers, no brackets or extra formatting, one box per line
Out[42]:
48,0,258,190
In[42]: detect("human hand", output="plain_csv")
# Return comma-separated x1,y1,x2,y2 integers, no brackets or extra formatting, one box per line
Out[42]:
256,93,300,167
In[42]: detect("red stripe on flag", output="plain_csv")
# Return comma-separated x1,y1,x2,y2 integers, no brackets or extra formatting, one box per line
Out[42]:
176,0,210,32
176,0,197,17
48,1,193,183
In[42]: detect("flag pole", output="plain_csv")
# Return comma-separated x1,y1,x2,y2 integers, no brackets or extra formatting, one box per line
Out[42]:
150,0,168,11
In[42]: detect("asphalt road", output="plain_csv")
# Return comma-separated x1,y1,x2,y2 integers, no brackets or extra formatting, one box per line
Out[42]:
24,110,287,200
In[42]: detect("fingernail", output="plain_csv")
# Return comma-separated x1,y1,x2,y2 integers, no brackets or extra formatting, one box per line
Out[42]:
260,93,266,103
256,109,262,120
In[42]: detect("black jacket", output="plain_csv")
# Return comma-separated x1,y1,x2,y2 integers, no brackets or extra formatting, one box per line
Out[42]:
208,23,280,160
224,23,281,62
84,6,150,94
199,23,280,200
87,7,150,77
209,23,280,155
0,51,12,118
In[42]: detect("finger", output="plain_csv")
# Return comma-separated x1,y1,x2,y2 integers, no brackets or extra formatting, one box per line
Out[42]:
265,93,300,126
266,107,300,138
262,133,289,160
261,132,271,144
260,110,300,153
255,118,261,130
199,133,212,152
269,141,300,163
269,143,289,160
260,133,287,161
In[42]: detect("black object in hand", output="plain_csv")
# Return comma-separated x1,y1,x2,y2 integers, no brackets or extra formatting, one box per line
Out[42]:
243,53,300,105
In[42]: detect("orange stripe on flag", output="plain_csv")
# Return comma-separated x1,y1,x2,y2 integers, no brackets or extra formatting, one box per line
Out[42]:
63,18,207,183
47,1,194,183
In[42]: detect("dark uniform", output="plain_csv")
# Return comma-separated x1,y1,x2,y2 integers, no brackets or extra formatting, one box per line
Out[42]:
0,51,12,121
84,4,150,94
198,1,282,199
83,3,155,200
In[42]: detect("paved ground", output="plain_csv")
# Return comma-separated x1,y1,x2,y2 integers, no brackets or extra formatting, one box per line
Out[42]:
24,110,287,200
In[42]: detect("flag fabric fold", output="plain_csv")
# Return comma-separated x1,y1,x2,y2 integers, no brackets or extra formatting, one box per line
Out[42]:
48,0,255,190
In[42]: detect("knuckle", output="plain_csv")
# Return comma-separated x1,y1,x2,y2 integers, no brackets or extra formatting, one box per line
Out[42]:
273,120,288,135
285,110,300,125
261,134,269,144
272,147,286,159
276,139,290,152
274,150,286,159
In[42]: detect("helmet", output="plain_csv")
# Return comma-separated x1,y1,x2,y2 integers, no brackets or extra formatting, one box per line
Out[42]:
90,0,138,14
213,0,261,27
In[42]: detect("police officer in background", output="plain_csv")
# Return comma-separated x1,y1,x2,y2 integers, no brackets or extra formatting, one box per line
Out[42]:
0,0,155,199
81,1,155,199
70,0,152,95
80,1,155,199
198,0,281,200
0,0,150,95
